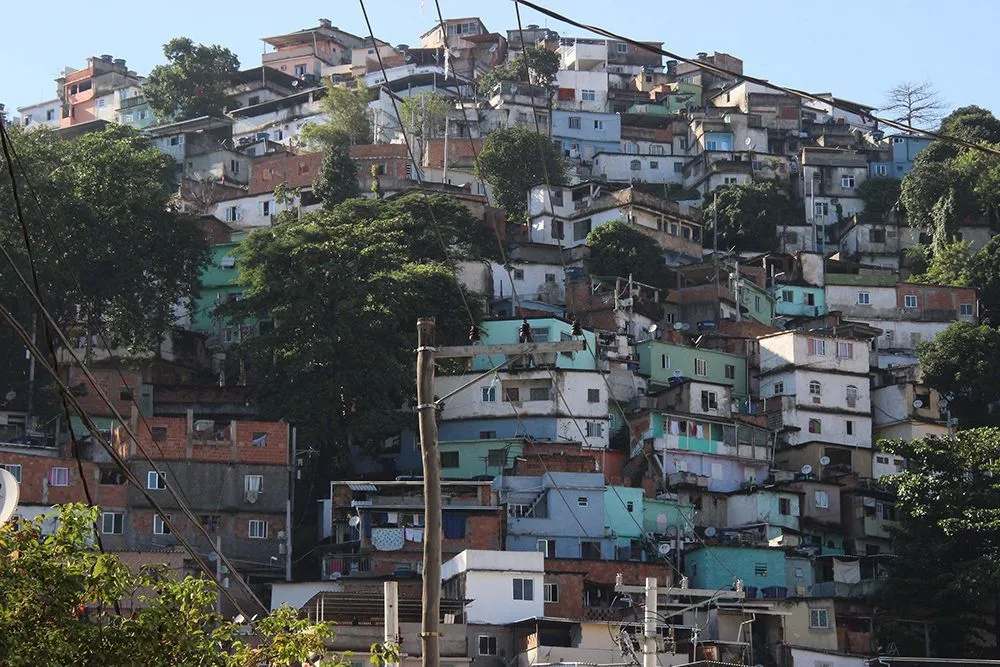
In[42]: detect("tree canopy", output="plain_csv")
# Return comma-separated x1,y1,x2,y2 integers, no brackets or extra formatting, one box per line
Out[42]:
312,132,360,209
476,126,566,220
703,181,796,252
909,240,974,286
917,321,1000,427
143,37,240,122
879,429,1000,657
0,126,209,358
477,47,561,95
0,504,332,666
970,234,1000,325
585,220,667,287
858,177,902,222
301,81,373,147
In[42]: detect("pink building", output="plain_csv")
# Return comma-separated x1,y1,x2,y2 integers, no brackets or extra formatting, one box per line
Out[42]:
261,19,366,79
56,55,140,127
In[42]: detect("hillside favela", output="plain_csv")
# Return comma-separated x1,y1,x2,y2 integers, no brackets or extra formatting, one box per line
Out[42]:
2,3,1000,666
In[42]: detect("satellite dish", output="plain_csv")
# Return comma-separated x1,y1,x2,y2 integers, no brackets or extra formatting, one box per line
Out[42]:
0,468,18,525
330,571,342,581
664,525,678,537
745,137,753,146
658,543,672,556
819,456,831,466
648,324,658,334
800,464,813,475
673,322,684,330
939,399,949,409
912,399,924,409
4,390,15,402
704,526,717,538
348,515,361,528
680,323,691,332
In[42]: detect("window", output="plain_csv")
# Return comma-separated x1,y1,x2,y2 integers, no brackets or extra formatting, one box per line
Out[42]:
650,144,666,156
841,174,856,188
904,294,918,308
724,177,738,185
481,431,498,441
529,387,551,401
252,432,268,447
809,608,830,629
782,289,794,302
244,475,263,493
588,388,601,403
814,202,829,217
616,42,628,53
626,501,634,512
754,562,768,577
661,354,670,369
46,109,55,121
230,160,241,175
857,291,871,305
650,161,659,169
778,497,791,515
101,512,123,535
805,293,816,306
875,164,888,176
701,390,718,411
568,116,582,130
145,470,166,490
504,387,520,402
586,421,603,438
440,451,460,468
530,327,550,342
293,64,308,77
609,412,618,430
513,268,525,281
808,418,822,434
224,206,240,222
536,538,555,556
694,358,708,376
153,514,171,535
249,519,268,539
544,582,560,602
124,112,133,122
960,303,974,316
594,120,604,130
809,380,822,397
725,364,736,380
259,200,272,217
846,385,859,408
870,228,886,243
577,496,589,507
545,273,556,283
49,467,69,487
573,218,592,241
630,159,641,171
478,636,498,656
773,381,784,395
169,136,180,146
2,464,22,483
807,338,826,356
513,578,534,600
837,342,854,359
674,162,684,173
481,386,497,402
876,455,890,465
846,420,855,436
139,110,147,120
551,219,565,239
581,89,596,102
815,490,829,509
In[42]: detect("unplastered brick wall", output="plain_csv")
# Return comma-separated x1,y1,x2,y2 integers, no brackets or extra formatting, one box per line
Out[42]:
117,416,288,465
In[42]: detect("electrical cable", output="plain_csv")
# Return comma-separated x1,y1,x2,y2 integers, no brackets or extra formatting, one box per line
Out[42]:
512,0,1000,157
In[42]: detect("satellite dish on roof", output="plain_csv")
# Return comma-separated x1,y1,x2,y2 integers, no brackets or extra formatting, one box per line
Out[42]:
912,399,924,409
801,464,813,475
658,543,672,556
704,526,717,538
673,322,684,330
4,391,15,402
348,515,361,528
0,468,20,526
745,137,753,146
648,324,658,335
680,323,691,332
819,456,831,466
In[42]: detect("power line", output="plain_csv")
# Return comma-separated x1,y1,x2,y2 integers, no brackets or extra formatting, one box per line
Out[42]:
512,0,1000,158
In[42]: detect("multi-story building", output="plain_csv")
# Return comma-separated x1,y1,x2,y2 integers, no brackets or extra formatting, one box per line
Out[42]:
16,98,62,129
262,19,366,79
55,55,142,128
146,116,248,186
552,110,622,162
800,147,870,247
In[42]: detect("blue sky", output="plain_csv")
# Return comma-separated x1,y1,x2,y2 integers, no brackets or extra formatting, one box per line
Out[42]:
2,0,997,119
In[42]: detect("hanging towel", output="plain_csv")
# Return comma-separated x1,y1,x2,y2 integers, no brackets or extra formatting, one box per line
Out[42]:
386,512,399,524
833,558,861,584
695,425,705,439
669,420,680,435
406,528,424,543
371,527,405,551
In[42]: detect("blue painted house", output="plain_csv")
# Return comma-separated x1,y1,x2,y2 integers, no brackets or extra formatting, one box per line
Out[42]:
684,545,787,597
552,110,622,161
496,472,615,559
774,284,826,318
471,317,598,372
871,134,931,178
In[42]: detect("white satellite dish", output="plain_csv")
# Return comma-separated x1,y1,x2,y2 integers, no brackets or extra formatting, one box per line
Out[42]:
673,322,684,330
680,322,691,332
912,399,924,409
0,468,20,526
330,571,342,581
704,526,717,538
4,390,15,402
800,464,813,475
648,324,658,335
658,543,672,556
745,137,753,146
348,515,361,528
819,456,831,466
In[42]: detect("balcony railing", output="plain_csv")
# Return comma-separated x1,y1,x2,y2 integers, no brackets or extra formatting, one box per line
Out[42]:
322,554,372,579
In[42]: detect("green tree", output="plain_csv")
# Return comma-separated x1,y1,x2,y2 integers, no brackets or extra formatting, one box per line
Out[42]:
143,37,240,122
879,429,1000,657
476,126,566,220
858,177,901,221
313,132,360,209
478,47,561,95
917,322,1000,426
970,234,1000,325
301,81,373,147
703,181,796,252
399,92,450,141
0,126,209,356
0,504,333,666
910,240,974,286
585,220,666,286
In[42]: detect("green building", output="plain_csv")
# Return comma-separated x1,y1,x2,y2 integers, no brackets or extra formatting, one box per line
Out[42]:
191,232,248,344
635,340,749,397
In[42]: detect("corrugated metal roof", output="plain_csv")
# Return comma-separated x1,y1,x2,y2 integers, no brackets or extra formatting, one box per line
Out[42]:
347,482,378,492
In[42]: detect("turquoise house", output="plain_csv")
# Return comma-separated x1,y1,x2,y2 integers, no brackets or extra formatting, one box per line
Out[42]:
684,545,786,593
635,340,749,398
643,497,695,535
438,438,525,479
738,280,775,325
774,284,825,318
605,486,645,545
471,317,598,372
191,232,249,343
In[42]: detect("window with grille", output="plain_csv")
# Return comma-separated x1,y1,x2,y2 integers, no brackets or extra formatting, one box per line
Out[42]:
249,519,268,539
754,562,768,577
586,421,603,438
809,608,830,628
694,358,708,376
807,338,826,355
588,389,600,403
1,464,21,483
478,636,498,656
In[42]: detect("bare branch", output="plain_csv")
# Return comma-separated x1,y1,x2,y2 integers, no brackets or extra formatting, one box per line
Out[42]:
882,81,948,129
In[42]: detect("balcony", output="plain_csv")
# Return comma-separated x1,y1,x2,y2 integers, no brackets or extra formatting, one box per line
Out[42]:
120,95,146,110
321,554,372,579
810,580,880,598
668,471,710,488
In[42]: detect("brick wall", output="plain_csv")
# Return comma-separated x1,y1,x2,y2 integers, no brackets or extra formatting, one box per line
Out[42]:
118,415,288,465
67,367,143,418
0,448,112,506
250,150,324,195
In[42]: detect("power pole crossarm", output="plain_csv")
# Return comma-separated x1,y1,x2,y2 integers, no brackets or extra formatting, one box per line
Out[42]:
416,318,441,667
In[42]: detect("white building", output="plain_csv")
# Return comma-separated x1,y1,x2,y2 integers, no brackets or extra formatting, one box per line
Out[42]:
229,88,326,147
209,191,322,229
441,549,544,625
760,330,874,455
592,152,685,185
16,99,62,129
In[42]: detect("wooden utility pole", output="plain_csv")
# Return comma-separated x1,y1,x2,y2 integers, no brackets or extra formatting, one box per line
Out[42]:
416,318,441,667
